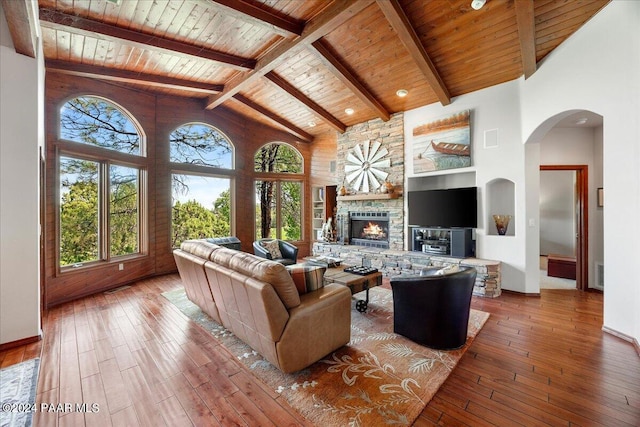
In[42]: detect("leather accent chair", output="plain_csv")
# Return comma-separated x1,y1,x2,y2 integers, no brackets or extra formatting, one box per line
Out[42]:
253,238,298,265
390,267,477,349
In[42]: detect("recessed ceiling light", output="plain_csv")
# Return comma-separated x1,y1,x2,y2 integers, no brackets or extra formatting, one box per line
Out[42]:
308,121,316,127
471,0,486,10
396,89,408,97
575,118,588,125
345,108,354,115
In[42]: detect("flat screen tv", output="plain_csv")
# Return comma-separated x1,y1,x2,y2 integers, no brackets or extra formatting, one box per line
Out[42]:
408,187,477,228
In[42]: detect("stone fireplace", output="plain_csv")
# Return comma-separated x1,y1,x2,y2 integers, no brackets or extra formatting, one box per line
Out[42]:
335,113,405,250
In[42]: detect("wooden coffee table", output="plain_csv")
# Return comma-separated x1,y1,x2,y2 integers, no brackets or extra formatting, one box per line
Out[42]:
323,265,383,313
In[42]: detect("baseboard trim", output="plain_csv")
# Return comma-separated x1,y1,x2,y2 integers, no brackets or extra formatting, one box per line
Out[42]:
602,326,640,357
0,334,41,352
501,289,541,297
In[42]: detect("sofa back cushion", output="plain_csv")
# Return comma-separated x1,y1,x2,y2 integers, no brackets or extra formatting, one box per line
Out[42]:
180,240,221,259
210,247,300,309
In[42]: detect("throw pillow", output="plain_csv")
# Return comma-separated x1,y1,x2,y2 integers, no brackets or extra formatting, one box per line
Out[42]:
286,265,326,295
435,264,461,275
261,240,282,259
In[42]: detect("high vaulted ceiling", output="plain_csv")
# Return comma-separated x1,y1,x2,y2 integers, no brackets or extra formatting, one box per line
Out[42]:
3,0,609,142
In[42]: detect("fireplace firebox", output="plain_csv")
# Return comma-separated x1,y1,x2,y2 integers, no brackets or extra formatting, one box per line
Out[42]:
349,212,389,248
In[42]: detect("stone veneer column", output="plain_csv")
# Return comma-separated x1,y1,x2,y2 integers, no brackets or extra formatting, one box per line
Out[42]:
336,113,405,250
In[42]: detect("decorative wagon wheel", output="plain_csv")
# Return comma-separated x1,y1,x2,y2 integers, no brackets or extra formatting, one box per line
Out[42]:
344,140,391,193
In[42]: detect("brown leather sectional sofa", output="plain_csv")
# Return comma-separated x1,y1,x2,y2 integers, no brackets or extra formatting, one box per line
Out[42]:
173,240,352,373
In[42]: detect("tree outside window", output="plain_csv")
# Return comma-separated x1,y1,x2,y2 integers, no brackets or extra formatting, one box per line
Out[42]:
59,157,99,266
60,96,141,155
169,123,234,248
254,143,303,241
58,96,144,268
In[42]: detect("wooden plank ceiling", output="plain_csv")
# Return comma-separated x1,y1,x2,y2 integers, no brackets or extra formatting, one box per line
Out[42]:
6,0,609,142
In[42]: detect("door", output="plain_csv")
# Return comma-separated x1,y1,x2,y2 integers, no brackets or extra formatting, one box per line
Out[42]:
540,165,588,291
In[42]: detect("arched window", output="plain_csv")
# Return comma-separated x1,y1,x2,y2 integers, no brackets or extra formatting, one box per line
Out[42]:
58,96,145,268
60,96,143,155
169,123,235,247
169,122,233,168
254,143,303,241
254,142,302,173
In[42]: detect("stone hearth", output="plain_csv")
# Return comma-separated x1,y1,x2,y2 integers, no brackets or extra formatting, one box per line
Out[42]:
313,242,501,298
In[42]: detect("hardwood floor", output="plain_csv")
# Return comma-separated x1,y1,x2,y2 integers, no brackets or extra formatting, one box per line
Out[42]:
1,274,638,426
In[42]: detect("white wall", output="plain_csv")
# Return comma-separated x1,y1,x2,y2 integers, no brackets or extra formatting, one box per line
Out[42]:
0,5,42,345
521,0,639,342
593,127,604,275
404,1,639,344
404,80,528,292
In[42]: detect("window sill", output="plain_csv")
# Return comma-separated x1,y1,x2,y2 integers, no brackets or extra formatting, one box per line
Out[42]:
59,254,146,274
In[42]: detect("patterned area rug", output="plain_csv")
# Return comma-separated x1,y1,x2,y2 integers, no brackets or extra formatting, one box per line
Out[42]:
0,358,40,427
163,287,489,426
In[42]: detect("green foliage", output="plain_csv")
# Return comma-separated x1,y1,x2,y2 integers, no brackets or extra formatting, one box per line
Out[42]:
213,189,231,220
172,191,231,247
59,159,141,265
254,143,302,173
109,167,139,256
254,143,303,241
60,179,99,266
281,181,301,240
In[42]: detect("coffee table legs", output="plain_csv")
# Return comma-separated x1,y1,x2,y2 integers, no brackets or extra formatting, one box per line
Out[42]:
354,280,377,313
355,289,369,313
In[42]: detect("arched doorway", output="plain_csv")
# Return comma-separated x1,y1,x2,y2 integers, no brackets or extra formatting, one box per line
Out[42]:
526,110,604,292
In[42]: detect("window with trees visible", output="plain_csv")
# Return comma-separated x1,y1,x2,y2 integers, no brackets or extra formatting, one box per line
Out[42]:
170,123,234,247
58,96,145,268
254,143,303,241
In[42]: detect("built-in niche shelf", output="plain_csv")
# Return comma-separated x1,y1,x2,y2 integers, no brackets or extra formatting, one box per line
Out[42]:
487,178,515,236
337,192,400,201
312,185,337,240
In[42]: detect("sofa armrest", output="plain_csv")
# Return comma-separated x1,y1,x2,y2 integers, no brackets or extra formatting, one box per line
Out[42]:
279,240,298,262
275,284,351,373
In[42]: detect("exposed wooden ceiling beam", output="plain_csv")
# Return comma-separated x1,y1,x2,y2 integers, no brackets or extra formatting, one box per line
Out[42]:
514,0,537,79
265,72,346,133
376,0,450,106
204,0,375,110
1,0,36,57
232,94,313,143
311,39,390,121
45,60,224,94
38,8,256,71
209,0,303,37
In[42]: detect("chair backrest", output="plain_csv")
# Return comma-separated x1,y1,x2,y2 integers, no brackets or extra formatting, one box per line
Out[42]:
390,267,477,349
390,267,477,306
253,238,298,263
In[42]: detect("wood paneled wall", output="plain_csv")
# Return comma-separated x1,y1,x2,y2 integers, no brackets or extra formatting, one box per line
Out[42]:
309,131,339,188
44,73,314,307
